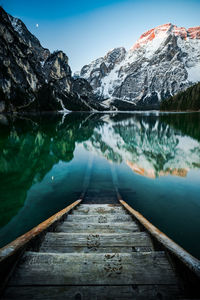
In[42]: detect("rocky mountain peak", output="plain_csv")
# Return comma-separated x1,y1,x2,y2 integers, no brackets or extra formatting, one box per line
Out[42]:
7,13,50,62
80,47,126,79
104,47,126,63
131,23,200,51
131,23,172,50
0,7,106,112
44,51,71,81
188,26,200,39
80,22,200,109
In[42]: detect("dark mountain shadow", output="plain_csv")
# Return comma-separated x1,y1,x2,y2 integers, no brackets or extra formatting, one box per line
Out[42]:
160,113,200,142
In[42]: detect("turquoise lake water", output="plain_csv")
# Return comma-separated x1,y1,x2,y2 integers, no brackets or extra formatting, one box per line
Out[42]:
0,112,200,259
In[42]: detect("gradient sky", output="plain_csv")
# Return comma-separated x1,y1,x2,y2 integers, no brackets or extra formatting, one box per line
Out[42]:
2,0,200,72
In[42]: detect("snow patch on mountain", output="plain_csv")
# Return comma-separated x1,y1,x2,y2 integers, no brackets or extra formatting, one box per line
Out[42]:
80,23,200,107
8,15,23,35
187,63,200,82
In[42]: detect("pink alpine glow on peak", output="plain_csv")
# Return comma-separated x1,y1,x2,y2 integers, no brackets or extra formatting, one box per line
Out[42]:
131,24,200,51
188,26,200,39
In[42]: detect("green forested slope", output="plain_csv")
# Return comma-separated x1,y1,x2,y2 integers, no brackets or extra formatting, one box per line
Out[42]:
161,82,200,111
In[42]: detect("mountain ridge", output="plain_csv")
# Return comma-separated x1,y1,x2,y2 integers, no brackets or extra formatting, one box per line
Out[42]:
0,7,105,113
1,8,200,112
131,23,200,51
79,23,200,109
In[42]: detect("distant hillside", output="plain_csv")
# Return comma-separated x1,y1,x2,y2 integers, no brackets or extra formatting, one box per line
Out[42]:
160,82,200,111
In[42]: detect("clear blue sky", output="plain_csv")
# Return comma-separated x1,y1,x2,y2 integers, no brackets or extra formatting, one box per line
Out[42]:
2,0,200,72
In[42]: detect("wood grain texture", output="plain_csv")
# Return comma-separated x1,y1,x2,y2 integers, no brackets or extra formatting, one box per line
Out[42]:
39,246,135,253
56,222,139,233
9,251,178,286
39,232,153,253
2,202,187,299
0,200,82,294
3,285,181,300
65,214,132,223
120,200,200,278
73,205,127,215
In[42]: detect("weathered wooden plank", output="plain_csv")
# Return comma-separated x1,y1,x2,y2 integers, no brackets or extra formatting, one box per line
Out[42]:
73,205,127,215
0,199,82,293
83,197,118,204
3,285,181,300
79,204,121,207
65,214,132,223
9,252,178,285
134,246,154,252
41,246,134,253
39,232,153,253
56,222,139,233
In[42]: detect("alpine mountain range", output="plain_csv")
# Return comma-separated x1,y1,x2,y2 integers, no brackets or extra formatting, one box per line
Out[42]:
0,7,200,112
79,23,200,110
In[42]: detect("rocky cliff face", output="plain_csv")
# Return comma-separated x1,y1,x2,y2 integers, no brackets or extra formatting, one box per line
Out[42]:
80,23,200,109
80,47,126,92
0,7,103,112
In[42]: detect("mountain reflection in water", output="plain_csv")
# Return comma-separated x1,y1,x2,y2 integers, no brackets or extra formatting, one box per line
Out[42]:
0,112,200,258
83,113,200,178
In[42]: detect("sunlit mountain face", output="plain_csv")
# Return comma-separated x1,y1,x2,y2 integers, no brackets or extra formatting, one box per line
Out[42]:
0,112,200,259
80,24,200,108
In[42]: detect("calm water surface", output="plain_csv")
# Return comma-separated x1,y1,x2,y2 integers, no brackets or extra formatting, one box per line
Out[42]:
0,112,200,259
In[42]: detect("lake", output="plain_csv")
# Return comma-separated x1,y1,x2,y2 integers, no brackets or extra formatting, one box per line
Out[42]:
0,112,200,259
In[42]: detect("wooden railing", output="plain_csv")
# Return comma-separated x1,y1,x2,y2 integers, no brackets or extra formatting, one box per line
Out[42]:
0,199,82,292
120,199,200,278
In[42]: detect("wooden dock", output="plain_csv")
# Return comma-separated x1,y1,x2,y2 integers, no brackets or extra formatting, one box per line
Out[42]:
1,199,200,299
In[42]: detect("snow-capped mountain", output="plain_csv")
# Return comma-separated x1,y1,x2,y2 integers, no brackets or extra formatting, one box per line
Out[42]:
79,23,200,108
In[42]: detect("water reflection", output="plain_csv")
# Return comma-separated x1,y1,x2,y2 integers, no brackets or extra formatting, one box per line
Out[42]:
0,113,95,230
0,112,200,255
83,114,200,178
